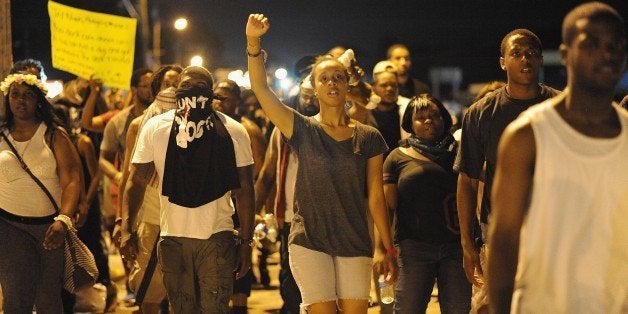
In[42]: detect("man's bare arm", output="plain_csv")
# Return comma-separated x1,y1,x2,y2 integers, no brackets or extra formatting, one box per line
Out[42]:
119,161,154,259
457,172,482,285
81,81,106,132
242,118,268,179
122,162,154,233
487,119,535,314
254,128,279,215
234,165,255,279
118,118,142,218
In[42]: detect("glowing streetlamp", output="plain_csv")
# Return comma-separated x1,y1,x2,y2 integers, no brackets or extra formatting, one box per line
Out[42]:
274,68,288,80
174,18,188,31
190,55,203,67
173,17,189,64
228,70,244,81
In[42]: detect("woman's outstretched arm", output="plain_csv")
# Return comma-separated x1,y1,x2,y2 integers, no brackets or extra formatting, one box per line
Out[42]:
246,14,295,139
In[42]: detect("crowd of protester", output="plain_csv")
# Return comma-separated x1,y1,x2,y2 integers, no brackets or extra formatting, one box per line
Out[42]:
0,2,626,313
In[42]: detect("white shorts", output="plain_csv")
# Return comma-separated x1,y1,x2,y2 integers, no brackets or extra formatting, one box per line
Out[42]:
288,244,372,307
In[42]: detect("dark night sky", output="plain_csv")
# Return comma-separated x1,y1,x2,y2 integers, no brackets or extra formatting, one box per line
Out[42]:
10,0,628,89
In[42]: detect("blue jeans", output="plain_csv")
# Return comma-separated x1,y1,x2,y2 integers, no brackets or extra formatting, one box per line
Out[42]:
394,239,471,314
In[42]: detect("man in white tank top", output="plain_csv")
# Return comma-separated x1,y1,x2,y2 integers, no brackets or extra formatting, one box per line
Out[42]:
487,2,627,313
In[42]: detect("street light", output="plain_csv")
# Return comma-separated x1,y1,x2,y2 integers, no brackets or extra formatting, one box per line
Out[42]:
274,68,288,80
190,55,203,67
173,17,188,64
174,18,188,31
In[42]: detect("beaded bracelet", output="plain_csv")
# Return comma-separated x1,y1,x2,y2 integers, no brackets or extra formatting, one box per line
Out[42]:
54,214,75,231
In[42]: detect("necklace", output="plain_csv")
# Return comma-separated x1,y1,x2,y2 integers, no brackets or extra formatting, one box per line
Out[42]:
8,125,38,159
10,135,33,159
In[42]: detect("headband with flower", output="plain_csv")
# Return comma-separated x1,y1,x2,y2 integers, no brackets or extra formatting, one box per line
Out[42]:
0,73,48,96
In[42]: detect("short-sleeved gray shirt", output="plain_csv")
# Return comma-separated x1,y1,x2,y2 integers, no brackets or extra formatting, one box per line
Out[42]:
100,105,137,164
287,112,388,257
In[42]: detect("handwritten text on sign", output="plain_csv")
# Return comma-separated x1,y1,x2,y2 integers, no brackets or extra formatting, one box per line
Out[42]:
48,1,137,89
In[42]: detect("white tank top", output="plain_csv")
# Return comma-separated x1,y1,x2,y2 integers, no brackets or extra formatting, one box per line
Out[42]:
512,102,628,313
0,123,62,217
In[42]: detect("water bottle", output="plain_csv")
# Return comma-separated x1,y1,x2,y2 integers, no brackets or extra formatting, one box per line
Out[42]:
263,213,278,243
378,275,395,304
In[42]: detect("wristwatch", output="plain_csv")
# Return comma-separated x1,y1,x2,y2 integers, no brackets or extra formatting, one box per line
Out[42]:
235,236,255,248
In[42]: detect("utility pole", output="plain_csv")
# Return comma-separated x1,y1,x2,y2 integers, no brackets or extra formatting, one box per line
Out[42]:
0,0,12,121
139,0,152,68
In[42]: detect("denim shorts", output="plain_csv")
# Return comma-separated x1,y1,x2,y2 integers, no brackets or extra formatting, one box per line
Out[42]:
288,244,372,307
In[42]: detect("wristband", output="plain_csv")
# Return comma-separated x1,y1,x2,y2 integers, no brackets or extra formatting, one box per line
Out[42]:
386,247,399,259
54,214,75,231
247,49,267,63
246,48,262,58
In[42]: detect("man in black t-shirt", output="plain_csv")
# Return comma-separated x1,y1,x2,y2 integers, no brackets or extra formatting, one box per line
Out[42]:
387,44,431,98
371,61,411,158
453,28,559,312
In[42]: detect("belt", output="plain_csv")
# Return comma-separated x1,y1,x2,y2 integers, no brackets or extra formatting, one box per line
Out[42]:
0,207,56,225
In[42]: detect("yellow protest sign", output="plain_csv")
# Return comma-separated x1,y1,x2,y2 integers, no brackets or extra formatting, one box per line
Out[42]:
48,1,137,89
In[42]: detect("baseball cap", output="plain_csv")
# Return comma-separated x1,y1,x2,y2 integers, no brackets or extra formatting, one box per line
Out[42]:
372,61,398,78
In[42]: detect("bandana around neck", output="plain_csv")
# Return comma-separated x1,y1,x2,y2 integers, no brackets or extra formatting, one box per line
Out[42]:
161,85,239,208
406,133,456,161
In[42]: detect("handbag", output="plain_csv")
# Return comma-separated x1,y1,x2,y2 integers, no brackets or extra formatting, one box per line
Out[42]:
0,130,99,293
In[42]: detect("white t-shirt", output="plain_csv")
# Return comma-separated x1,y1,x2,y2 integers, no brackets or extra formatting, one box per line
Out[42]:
132,110,254,239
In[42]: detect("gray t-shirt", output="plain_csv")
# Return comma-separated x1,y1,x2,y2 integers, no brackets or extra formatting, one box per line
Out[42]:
287,112,388,257
100,105,138,164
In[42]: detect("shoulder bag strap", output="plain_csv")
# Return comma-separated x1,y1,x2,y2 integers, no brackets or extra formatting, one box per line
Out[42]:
0,130,60,213
135,234,161,306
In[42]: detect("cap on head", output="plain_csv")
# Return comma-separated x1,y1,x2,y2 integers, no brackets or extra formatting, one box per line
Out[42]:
372,60,398,79
180,66,214,87
154,86,176,108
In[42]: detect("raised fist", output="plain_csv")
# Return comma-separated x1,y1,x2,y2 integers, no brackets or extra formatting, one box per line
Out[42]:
246,14,270,38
